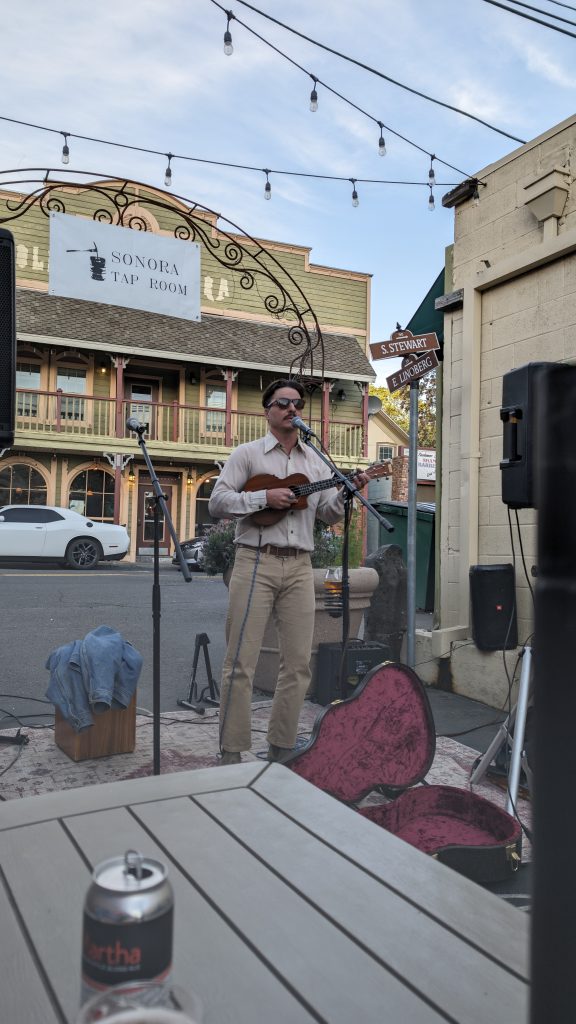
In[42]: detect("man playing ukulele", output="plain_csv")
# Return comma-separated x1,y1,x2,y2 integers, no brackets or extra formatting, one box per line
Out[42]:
209,378,369,765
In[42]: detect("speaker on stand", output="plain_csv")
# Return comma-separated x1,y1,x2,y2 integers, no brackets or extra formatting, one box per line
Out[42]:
469,563,518,651
0,228,16,448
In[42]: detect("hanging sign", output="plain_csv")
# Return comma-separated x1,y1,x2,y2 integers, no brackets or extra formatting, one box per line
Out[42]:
386,350,439,394
49,212,201,320
370,328,439,361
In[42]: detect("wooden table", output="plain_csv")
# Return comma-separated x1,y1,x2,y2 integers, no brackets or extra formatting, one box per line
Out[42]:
0,762,529,1024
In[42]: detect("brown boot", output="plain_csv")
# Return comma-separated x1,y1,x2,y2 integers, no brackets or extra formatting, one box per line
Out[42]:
220,750,242,765
267,744,292,763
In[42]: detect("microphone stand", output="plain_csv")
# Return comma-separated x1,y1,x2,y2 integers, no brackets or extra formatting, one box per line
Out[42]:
128,420,192,775
298,427,394,700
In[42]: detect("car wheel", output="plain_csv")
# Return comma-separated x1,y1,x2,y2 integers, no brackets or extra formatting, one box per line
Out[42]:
65,537,103,569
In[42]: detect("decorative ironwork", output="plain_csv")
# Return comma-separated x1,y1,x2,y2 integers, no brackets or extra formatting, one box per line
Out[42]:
0,169,324,381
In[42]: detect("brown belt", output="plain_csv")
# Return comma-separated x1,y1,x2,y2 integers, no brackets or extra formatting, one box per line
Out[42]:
237,543,308,558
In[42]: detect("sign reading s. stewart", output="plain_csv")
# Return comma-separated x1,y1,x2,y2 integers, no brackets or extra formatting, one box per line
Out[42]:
370,328,439,361
49,212,201,320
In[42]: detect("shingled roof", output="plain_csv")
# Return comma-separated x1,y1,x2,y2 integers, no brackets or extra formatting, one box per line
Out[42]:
16,289,375,381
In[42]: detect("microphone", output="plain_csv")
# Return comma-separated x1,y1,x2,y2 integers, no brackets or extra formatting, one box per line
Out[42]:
291,416,315,436
126,416,146,433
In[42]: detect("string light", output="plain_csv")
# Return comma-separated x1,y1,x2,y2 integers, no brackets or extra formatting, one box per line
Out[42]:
428,185,435,212
377,122,386,157
428,155,436,187
350,178,359,208
263,168,271,199
164,153,173,187
223,10,234,54
309,74,318,112
61,132,70,165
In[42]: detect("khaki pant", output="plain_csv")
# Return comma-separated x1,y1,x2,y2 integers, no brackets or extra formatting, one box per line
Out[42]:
219,546,315,752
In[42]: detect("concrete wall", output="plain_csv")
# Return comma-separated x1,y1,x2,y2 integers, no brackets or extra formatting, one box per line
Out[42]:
422,114,576,705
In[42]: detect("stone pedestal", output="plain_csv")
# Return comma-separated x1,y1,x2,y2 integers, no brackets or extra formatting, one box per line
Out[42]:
253,567,379,694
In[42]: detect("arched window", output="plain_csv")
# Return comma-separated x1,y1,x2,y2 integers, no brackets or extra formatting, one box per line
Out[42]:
195,476,218,535
69,469,114,521
0,464,48,506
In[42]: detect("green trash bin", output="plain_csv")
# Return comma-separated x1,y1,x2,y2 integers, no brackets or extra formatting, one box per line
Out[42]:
375,501,435,611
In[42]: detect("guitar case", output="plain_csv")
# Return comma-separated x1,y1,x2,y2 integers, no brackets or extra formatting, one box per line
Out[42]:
286,662,522,883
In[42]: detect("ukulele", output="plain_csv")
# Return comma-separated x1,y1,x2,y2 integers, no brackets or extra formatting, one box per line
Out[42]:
244,462,391,526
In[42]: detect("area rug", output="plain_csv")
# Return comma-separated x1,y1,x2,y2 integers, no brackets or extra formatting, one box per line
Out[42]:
0,702,531,862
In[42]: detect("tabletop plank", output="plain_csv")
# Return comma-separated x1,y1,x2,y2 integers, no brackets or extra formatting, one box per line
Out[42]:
0,818,92,1023
195,786,529,1024
65,805,319,1024
0,762,264,831
253,765,530,979
0,874,63,1024
132,794,448,1024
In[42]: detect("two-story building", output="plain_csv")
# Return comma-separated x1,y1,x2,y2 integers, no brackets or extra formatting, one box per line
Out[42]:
1,176,376,560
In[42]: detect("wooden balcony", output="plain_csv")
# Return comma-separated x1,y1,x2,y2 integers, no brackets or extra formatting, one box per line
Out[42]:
15,389,366,464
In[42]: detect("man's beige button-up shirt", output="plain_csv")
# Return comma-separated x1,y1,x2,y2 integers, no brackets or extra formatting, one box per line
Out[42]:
208,432,346,551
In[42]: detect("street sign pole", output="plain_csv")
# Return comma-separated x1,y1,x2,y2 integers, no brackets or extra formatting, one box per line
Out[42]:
407,379,419,668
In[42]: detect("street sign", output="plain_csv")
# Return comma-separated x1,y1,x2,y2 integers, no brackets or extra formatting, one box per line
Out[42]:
386,350,439,394
370,328,440,361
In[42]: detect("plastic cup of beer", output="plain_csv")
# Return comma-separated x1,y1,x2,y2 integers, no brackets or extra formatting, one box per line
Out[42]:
76,981,202,1023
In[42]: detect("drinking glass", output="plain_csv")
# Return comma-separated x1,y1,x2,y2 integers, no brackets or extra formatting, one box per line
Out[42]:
76,981,202,1023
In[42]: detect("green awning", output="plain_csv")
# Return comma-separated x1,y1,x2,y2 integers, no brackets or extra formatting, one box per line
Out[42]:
406,269,444,351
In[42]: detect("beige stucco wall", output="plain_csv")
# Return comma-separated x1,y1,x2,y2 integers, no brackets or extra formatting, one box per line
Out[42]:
421,113,576,704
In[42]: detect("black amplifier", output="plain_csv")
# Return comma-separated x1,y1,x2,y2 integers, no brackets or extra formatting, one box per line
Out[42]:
314,640,390,706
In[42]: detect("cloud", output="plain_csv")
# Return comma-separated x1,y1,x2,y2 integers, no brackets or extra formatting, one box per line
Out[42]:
508,38,576,89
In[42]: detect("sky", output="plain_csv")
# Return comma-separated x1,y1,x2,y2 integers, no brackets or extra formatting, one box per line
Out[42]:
1,0,575,386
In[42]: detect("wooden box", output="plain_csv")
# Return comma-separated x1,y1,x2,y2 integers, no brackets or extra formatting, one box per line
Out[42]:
55,695,136,762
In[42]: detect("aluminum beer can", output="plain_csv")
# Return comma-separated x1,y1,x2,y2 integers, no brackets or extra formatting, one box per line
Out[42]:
81,849,174,1004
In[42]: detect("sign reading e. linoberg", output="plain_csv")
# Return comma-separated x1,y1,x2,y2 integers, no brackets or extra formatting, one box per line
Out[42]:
49,212,201,320
386,349,439,394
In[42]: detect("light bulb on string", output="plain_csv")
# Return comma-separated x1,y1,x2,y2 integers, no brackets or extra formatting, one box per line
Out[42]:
350,179,359,208
263,169,271,200
309,75,318,112
428,155,436,187
223,11,234,55
377,122,386,157
61,132,70,165
164,154,173,187
428,185,435,212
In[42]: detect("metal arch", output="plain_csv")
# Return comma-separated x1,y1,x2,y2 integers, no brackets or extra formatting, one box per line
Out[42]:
0,168,325,381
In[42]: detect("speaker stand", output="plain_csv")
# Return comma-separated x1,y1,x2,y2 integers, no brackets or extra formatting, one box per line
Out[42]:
469,644,532,815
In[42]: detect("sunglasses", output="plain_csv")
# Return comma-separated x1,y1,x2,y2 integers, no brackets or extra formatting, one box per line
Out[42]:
266,397,305,410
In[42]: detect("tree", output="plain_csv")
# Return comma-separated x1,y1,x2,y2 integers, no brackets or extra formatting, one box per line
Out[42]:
370,370,436,448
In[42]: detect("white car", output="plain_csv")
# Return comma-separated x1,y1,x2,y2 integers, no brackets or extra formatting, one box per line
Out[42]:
0,505,130,569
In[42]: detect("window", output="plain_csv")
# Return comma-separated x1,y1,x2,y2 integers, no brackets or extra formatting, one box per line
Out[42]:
205,385,226,433
16,362,41,417
57,367,86,421
377,445,394,462
69,469,114,521
195,477,218,534
0,464,47,506
0,507,63,523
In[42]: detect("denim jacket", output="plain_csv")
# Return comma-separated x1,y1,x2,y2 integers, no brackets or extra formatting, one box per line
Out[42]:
46,625,143,732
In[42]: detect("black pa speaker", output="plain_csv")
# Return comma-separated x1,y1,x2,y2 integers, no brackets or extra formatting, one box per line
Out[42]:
314,640,390,705
500,362,551,509
0,228,16,447
469,564,518,651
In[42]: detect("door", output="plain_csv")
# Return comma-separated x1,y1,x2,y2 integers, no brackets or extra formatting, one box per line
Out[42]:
126,380,158,439
137,484,173,555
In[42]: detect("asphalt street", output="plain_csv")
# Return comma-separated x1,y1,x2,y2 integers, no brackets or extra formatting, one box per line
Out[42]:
0,562,229,727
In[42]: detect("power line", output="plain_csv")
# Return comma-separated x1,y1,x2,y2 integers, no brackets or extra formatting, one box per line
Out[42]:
495,0,576,25
222,0,527,145
482,0,576,36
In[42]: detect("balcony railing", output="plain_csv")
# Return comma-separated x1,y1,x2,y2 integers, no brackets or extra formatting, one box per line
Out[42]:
16,389,365,460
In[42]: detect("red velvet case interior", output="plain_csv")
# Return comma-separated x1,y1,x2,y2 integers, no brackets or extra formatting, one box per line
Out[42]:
288,662,436,803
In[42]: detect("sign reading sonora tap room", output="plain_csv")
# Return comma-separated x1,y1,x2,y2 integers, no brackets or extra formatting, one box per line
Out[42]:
49,212,201,320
